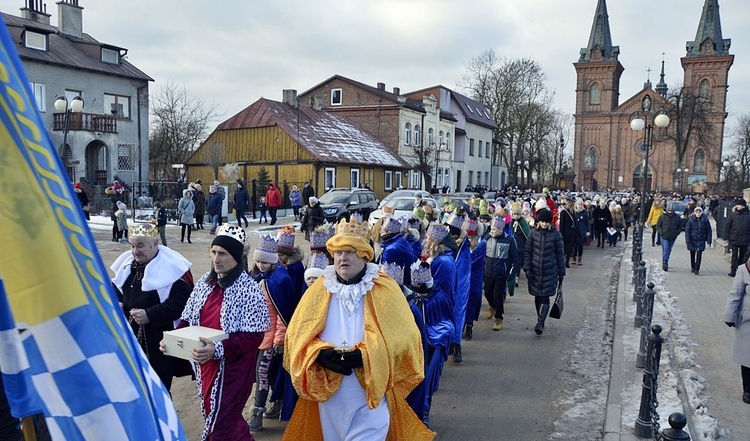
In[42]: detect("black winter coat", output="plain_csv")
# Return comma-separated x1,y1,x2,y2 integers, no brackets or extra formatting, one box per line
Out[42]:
592,206,612,231
656,212,682,241
206,192,223,216
558,208,576,255
523,226,565,297
726,206,750,246
685,213,712,251
233,186,250,211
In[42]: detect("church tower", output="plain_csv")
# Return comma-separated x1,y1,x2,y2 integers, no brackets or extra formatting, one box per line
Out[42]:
681,0,733,184
573,0,623,190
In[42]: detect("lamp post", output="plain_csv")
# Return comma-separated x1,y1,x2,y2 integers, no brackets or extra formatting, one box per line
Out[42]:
516,159,522,187
54,96,84,159
675,168,689,195
630,94,670,227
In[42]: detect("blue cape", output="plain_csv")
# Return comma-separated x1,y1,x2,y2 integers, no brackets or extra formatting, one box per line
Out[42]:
466,239,487,324
452,239,472,344
381,234,419,286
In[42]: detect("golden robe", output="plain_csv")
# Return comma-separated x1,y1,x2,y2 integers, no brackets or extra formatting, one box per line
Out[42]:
282,270,435,440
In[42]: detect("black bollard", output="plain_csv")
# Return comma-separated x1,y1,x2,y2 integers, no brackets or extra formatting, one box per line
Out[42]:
660,412,690,441
636,282,656,368
633,260,646,303
634,325,664,438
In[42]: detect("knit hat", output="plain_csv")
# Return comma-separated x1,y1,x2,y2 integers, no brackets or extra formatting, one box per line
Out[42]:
379,262,404,285
536,208,553,223
304,267,324,281
326,217,374,262
309,196,319,205
276,225,296,256
213,224,247,264
736,198,747,207
253,234,278,264
535,197,547,211
74,183,81,189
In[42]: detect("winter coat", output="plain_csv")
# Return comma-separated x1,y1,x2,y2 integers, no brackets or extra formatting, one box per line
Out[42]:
483,233,519,279
573,209,590,239
192,190,206,215
685,213,712,251
722,263,750,366
155,206,168,227
233,186,250,211
656,211,682,241
302,184,315,206
178,197,195,225
511,217,530,263
726,206,750,246
611,209,625,231
115,210,128,232
592,206,612,231
289,189,302,207
206,192,223,217
266,183,282,208
558,208,576,256
523,226,565,298
647,203,664,226
300,203,325,241
621,203,634,224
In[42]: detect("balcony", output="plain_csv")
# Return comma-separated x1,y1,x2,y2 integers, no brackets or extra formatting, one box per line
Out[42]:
53,112,118,133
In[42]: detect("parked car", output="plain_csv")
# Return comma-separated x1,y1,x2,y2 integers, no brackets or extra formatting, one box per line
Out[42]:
667,200,689,230
435,192,482,207
378,189,434,208
368,197,440,224
318,188,379,223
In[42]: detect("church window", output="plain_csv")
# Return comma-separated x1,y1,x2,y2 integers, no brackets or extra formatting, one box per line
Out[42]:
699,79,710,100
589,83,601,105
693,149,706,173
585,147,597,169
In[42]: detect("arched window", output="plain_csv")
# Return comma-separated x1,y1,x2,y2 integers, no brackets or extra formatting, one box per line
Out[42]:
427,128,434,146
699,79,710,99
414,125,421,146
585,147,597,169
589,83,601,105
445,132,451,151
693,148,706,172
404,123,411,145
439,131,444,147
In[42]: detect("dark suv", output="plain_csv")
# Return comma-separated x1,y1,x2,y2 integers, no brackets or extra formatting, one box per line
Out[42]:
318,188,379,223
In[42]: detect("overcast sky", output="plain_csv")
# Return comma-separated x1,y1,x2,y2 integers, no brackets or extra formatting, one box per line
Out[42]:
43,0,750,152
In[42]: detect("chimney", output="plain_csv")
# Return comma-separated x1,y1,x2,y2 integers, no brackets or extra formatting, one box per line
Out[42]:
392,87,400,96
312,96,323,111
282,89,298,108
21,0,51,25
57,0,83,39
377,82,385,91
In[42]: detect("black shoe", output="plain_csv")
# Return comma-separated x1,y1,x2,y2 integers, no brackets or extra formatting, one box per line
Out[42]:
662,263,668,272
729,272,736,277
694,270,699,275
464,324,473,340
743,392,750,404
187,239,192,244
264,400,282,418
452,345,463,363
690,267,695,273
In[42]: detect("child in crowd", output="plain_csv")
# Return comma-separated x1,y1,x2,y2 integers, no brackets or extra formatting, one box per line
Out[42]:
115,201,129,244
259,196,268,224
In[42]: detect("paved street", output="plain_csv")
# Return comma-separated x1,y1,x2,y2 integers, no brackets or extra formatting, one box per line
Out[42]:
89,215,749,440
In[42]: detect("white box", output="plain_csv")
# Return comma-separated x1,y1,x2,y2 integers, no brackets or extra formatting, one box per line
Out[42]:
163,326,228,361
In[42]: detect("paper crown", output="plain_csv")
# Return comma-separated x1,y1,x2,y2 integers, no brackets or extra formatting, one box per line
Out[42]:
349,212,363,224
129,223,159,238
381,215,404,235
479,199,490,216
413,206,425,220
465,218,479,236
410,261,433,286
426,222,449,242
216,224,247,246
310,225,331,250
445,211,467,230
253,234,278,263
334,216,370,241
510,201,522,215
492,214,506,230
307,252,329,271
379,262,404,285
382,205,395,215
276,225,296,251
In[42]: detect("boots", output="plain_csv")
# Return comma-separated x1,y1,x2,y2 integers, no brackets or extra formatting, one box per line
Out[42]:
464,323,473,340
535,303,550,335
486,307,496,320
452,344,463,363
248,406,265,431
264,400,282,419
577,256,582,265
493,318,503,331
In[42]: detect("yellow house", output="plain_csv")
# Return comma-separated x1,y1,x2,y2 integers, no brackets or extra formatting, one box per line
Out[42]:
185,91,411,203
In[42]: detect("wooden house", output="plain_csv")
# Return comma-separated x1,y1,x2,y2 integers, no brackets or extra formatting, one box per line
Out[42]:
184,90,411,201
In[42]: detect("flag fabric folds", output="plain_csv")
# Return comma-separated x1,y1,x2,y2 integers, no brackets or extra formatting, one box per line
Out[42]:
0,19,186,441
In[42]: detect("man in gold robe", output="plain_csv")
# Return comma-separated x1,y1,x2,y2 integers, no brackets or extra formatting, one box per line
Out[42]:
283,217,434,440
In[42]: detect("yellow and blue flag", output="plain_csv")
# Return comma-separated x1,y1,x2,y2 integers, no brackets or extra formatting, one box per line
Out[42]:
0,19,186,440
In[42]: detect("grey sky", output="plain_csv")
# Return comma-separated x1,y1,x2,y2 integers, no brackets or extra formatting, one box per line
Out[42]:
65,0,749,152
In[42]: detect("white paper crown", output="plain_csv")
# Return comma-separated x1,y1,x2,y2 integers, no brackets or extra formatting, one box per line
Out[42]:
446,211,466,229
349,212,363,224
216,224,247,246
381,214,404,235
426,222,449,242
310,225,331,250
410,260,433,286
379,262,404,285
492,214,506,229
464,218,479,235
257,234,277,254
276,225,296,250
307,252,329,270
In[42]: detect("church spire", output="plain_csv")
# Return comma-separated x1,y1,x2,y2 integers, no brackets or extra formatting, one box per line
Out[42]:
685,0,730,57
655,57,668,97
579,0,619,62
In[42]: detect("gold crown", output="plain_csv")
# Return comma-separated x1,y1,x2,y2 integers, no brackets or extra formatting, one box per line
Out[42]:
129,224,159,238
334,217,370,241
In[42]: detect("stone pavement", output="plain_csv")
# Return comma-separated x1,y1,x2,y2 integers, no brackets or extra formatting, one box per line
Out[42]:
606,222,750,440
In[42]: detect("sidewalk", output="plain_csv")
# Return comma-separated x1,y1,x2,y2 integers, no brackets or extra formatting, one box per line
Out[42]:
607,224,750,440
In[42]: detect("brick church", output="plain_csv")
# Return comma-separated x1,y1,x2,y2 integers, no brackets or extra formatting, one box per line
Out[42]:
573,0,733,193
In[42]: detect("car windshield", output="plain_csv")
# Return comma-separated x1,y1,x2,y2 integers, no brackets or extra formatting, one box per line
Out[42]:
318,192,351,204
387,198,415,211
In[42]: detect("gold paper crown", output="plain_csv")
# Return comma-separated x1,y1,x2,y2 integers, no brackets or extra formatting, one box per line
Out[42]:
129,224,159,238
334,217,370,241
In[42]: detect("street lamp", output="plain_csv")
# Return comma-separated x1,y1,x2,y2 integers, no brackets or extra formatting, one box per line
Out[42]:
630,93,670,227
675,167,689,195
516,159,529,189
54,95,84,159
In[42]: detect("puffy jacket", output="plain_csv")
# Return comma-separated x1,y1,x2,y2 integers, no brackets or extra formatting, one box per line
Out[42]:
206,192,222,216
559,208,576,255
593,206,612,230
656,211,682,241
573,209,590,239
726,206,750,246
483,233,518,279
289,189,302,207
266,183,282,208
685,213,712,251
523,226,565,297
233,186,250,211
647,203,664,226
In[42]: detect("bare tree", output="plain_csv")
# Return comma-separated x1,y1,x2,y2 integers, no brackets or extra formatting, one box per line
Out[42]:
204,140,226,181
660,85,713,167
723,113,750,192
149,81,219,181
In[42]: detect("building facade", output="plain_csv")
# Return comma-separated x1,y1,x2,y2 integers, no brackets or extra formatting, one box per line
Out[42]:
573,0,732,193
3,0,152,187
